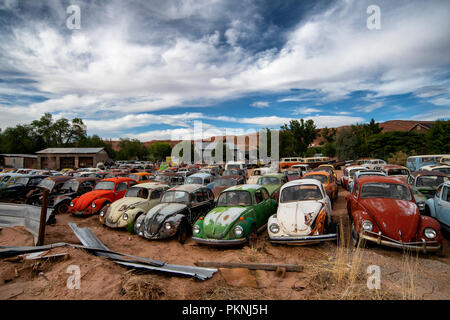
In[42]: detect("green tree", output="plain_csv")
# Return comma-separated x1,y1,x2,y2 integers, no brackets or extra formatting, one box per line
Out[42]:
280,119,317,157
148,142,172,162
77,135,116,158
116,138,148,160
425,120,450,153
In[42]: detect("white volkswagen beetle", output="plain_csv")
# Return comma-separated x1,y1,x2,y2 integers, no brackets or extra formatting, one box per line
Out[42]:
268,179,338,244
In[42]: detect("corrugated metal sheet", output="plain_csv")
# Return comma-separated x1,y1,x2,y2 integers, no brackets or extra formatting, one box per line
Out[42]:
0,203,53,245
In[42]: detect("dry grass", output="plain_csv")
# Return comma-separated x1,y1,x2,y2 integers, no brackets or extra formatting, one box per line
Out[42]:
400,248,419,300
121,275,166,300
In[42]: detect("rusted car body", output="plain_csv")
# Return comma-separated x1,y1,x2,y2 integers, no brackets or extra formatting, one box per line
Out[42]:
0,175,49,203
99,182,169,229
51,177,99,214
211,175,246,199
340,166,367,191
152,172,185,187
380,164,410,184
347,176,442,253
26,176,74,206
268,179,337,245
407,171,450,199
135,184,215,243
69,177,137,216
128,172,155,184
303,171,338,202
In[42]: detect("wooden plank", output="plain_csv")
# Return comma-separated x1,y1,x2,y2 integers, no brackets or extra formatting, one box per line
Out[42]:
194,261,303,272
36,189,49,246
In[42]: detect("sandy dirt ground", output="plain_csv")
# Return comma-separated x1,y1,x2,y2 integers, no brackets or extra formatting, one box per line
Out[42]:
0,170,449,300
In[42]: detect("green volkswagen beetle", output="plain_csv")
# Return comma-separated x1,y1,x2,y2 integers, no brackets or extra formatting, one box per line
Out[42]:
256,173,288,200
191,184,277,246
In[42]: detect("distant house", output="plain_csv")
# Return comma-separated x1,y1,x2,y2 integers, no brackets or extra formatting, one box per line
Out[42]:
36,148,108,170
409,123,434,133
0,154,38,169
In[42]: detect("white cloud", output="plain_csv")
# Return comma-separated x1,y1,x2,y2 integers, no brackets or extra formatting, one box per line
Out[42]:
353,102,383,113
430,97,450,107
294,107,321,114
250,101,269,108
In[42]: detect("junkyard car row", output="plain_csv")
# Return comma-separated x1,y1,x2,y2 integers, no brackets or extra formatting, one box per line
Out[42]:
0,156,449,255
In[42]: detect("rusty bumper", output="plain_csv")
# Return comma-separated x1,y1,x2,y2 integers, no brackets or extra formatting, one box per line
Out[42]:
269,233,337,245
361,230,441,253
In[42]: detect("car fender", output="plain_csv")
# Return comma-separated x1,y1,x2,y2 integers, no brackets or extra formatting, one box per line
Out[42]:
425,198,437,218
351,210,376,234
53,196,72,207
92,198,110,210
418,215,442,243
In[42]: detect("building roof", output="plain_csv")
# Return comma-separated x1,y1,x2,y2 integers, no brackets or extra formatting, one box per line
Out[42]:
0,154,37,158
36,148,105,154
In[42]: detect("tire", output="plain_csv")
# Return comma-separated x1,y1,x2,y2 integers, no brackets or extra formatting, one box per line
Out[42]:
177,220,189,244
55,202,69,214
350,221,366,248
247,224,258,249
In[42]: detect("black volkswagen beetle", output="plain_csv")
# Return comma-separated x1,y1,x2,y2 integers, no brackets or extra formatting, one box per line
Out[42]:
134,184,215,243
51,177,99,214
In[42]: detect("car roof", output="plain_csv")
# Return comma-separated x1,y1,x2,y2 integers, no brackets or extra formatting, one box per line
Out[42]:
282,178,322,190
220,175,244,180
261,173,284,178
130,182,169,190
44,176,73,182
169,184,204,193
100,177,136,183
189,172,212,178
304,170,330,177
381,164,409,170
356,176,407,185
224,184,262,192
411,171,450,177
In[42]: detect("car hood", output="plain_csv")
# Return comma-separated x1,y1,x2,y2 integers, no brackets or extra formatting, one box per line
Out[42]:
108,197,146,224
278,201,324,235
360,198,419,241
141,202,187,234
262,184,281,195
73,190,112,210
203,206,248,239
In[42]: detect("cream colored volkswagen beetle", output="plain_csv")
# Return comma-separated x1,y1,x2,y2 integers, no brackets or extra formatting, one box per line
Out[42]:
99,182,169,229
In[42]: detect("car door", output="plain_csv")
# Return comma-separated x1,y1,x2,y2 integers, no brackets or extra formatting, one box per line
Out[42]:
253,190,267,229
436,185,450,226
114,182,129,201
147,188,163,211
261,187,274,220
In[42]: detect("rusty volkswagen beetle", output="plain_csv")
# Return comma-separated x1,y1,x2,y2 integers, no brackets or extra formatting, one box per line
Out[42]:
347,176,442,253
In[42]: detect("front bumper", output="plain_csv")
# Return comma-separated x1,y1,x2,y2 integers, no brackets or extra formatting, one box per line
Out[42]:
361,230,441,253
191,236,247,246
269,233,337,245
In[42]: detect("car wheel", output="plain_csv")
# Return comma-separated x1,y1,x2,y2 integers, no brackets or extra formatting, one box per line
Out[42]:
56,202,69,214
177,220,189,244
247,225,258,249
350,221,366,248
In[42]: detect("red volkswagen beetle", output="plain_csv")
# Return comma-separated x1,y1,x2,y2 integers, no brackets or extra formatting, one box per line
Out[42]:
69,177,137,216
347,176,442,253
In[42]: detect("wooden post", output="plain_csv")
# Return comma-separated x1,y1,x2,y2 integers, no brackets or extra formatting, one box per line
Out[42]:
36,189,49,246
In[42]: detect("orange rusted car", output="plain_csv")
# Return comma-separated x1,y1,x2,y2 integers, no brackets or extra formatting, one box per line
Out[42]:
303,170,338,202
128,172,155,184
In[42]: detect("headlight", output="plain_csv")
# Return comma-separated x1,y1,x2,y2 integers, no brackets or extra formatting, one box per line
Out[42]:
423,227,437,239
234,225,243,237
136,223,141,228
100,212,105,217
361,220,373,231
193,225,200,234
269,223,279,233
417,202,425,210
91,202,96,208
70,202,74,207
164,222,172,230
123,213,128,221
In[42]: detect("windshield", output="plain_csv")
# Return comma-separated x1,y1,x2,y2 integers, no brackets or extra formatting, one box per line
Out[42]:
62,180,79,192
281,185,323,202
217,191,252,206
432,167,450,174
387,169,409,176
15,177,30,185
304,174,328,184
224,169,242,176
94,181,115,191
360,183,412,200
350,169,366,177
227,164,241,170
416,175,449,188
154,175,170,183
258,177,281,185
161,190,189,203
214,178,238,187
38,179,55,190
185,176,203,184
125,187,149,199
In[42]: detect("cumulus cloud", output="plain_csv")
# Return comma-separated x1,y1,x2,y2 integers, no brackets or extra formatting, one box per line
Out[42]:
0,0,449,138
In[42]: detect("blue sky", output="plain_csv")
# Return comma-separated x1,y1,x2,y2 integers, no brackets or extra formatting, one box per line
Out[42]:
0,0,449,141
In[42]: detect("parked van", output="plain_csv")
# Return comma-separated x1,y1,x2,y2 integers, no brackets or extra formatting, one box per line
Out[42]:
406,155,449,172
